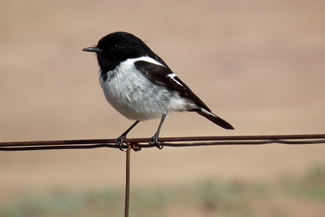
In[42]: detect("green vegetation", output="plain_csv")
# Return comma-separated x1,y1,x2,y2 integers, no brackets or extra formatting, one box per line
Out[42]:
281,166,325,200
1,166,325,217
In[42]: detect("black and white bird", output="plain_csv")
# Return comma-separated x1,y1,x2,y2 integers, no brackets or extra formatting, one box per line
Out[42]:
83,32,234,149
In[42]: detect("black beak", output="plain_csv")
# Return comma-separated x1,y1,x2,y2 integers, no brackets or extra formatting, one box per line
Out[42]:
82,46,102,53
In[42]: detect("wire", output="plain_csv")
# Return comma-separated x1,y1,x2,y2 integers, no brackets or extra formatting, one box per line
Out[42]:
0,134,325,151
124,144,131,217
1,134,325,217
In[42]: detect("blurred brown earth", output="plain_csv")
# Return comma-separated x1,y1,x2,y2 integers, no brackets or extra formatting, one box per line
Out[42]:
0,0,324,203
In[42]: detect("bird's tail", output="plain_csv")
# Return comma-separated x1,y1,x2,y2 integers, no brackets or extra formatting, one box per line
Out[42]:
196,108,234,130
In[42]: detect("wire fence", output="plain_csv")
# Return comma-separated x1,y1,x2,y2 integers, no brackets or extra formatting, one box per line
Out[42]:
1,133,325,217
1,134,325,151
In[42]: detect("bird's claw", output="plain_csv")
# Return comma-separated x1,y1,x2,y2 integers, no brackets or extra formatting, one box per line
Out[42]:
115,135,127,151
149,135,163,149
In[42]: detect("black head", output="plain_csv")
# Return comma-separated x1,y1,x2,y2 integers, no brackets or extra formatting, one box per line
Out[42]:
83,32,162,71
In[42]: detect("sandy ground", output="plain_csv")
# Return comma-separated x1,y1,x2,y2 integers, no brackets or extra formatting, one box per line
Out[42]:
0,0,325,204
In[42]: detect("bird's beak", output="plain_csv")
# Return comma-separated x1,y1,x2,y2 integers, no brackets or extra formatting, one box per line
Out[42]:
82,46,102,53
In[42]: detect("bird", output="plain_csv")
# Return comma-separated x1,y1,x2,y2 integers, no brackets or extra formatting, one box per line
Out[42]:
83,31,234,149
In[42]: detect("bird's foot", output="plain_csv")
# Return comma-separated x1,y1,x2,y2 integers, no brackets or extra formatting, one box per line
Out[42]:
149,135,163,149
115,135,127,151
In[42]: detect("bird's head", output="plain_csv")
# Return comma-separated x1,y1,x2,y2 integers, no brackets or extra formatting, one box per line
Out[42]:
83,32,152,71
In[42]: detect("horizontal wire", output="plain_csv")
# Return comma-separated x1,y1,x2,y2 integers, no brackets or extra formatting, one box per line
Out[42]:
0,134,325,151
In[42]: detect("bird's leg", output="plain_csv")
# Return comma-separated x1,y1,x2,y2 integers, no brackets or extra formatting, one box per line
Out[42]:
116,120,140,151
149,114,167,149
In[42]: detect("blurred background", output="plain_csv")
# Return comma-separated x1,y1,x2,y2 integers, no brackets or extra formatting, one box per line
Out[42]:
0,0,325,216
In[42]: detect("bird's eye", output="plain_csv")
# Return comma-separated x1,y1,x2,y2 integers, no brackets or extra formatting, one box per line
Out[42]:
111,44,119,51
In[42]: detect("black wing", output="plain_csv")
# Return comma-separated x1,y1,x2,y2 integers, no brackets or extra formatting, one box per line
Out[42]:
134,60,211,112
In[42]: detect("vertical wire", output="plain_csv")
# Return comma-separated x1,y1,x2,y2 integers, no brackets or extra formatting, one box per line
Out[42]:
124,144,131,217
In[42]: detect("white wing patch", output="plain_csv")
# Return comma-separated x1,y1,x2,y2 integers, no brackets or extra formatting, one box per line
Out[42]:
167,73,183,87
127,56,165,67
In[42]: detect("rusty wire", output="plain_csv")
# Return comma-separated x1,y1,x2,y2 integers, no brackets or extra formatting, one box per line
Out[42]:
0,134,325,151
1,134,325,217
125,144,131,217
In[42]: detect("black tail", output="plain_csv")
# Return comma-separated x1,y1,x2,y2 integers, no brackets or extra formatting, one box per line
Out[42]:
196,109,234,130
